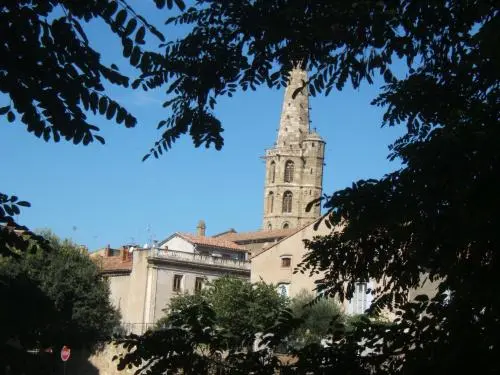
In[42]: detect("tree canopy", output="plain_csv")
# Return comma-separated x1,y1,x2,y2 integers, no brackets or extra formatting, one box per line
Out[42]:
0,231,120,373
286,290,344,350
117,0,498,374
1,0,499,374
156,276,287,348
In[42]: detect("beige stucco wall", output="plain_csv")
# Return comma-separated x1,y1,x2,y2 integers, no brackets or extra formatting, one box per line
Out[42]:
150,267,225,322
107,275,130,313
251,220,440,318
121,249,150,325
105,247,250,334
251,219,332,298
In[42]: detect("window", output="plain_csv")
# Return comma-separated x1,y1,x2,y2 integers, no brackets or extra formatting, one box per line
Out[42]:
195,277,204,293
269,161,276,183
282,222,289,229
173,274,183,292
351,282,368,314
267,222,272,230
267,191,274,213
281,256,291,268
282,191,293,213
277,283,290,297
284,160,294,182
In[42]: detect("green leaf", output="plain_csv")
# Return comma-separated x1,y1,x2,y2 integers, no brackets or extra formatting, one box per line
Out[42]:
123,18,137,36
154,0,166,8
106,101,117,120
98,97,108,115
115,9,127,29
123,38,133,58
116,108,126,124
90,92,99,112
0,106,10,115
174,0,186,11
95,135,105,144
103,0,118,19
135,26,146,44
124,114,137,128
7,111,15,122
130,46,141,66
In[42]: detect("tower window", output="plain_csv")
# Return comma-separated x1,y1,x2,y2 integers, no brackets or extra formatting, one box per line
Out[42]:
284,160,294,182
267,222,272,230
267,191,274,213
282,191,293,213
270,161,276,183
282,222,289,229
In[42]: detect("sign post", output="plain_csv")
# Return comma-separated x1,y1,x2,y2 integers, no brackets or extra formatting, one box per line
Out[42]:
61,346,70,375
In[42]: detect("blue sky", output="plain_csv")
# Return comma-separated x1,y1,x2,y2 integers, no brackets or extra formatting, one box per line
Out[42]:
0,1,405,250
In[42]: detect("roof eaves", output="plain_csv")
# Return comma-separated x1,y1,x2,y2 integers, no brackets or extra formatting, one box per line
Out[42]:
250,220,319,259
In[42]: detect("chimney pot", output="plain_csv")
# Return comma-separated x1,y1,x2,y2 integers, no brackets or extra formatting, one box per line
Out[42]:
120,247,128,261
196,220,206,237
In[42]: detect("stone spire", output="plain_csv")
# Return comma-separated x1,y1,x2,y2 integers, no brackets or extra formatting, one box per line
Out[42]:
262,67,325,231
276,68,310,147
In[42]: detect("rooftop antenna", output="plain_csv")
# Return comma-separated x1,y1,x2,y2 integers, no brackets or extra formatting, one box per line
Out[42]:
146,224,156,248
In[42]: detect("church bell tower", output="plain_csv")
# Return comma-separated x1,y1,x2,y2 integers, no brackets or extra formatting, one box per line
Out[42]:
262,68,325,230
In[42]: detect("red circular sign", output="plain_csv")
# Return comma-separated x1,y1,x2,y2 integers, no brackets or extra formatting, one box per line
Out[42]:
60,346,71,362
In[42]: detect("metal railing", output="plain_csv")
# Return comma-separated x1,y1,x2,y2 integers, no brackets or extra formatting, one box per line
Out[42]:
149,248,250,270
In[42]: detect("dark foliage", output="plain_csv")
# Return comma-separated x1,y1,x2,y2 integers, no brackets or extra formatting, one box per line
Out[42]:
1,0,498,374
156,276,287,349
0,231,120,373
115,0,499,374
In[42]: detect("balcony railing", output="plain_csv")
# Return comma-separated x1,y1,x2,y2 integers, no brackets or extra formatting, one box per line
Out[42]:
148,248,250,270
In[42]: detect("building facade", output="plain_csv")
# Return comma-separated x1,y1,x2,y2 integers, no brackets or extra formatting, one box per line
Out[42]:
92,67,440,332
262,68,325,231
93,224,250,334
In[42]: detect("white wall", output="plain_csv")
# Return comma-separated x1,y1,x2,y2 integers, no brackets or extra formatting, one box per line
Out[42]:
161,236,195,253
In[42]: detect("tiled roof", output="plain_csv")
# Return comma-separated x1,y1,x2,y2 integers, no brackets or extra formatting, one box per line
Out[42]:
250,219,326,259
177,232,248,252
94,255,132,274
217,227,301,243
212,228,237,238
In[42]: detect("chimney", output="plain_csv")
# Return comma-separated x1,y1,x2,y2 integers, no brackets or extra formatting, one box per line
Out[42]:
105,244,111,257
120,247,129,261
196,220,206,237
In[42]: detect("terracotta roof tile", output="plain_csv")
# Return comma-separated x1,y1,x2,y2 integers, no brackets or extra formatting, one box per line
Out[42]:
94,255,132,274
217,227,302,243
177,232,248,252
